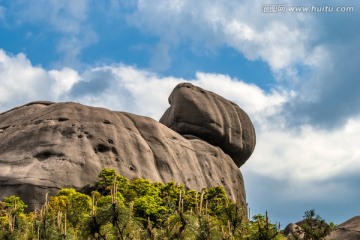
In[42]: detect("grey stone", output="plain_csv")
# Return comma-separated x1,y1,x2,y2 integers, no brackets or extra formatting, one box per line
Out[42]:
160,83,256,167
283,223,304,239
326,216,360,240
0,83,256,211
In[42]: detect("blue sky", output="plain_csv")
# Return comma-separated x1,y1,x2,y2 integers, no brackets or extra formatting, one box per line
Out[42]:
1,0,359,226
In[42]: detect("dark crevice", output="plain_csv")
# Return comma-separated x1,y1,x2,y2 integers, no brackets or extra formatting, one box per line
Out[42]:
60,127,76,138
129,165,136,172
96,144,111,153
34,120,43,125
111,147,118,155
0,125,10,131
34,151,65,161
58,117,69,122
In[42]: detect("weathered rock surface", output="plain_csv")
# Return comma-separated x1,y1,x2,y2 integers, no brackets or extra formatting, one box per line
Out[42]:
0,83,255,210
326,216,360,240
160,83,256,167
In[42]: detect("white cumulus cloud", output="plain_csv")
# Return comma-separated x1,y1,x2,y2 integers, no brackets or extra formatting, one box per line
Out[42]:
127,0,322,79
0,49,80,109
127,0,360,130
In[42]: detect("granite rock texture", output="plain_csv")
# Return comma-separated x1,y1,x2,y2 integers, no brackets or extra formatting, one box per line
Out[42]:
0,83,256,210
160,83,256,167
326,216,360,240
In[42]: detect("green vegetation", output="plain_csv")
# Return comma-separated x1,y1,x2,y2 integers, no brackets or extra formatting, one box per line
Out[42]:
1,168,331,239
287,209,334,240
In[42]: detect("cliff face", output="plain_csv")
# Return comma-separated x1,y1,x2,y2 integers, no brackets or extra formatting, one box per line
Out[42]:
0,83,256,210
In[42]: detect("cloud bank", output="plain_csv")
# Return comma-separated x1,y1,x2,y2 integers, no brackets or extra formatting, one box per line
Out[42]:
128,0,320,74
3,0,360,128
126,0,360,130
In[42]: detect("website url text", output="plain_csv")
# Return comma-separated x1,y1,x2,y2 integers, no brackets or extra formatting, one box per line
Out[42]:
262,5,355,13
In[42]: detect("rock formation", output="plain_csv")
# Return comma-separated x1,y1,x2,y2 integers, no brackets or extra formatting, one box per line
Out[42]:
326,216,360,240
283,223,304,239
160,83,256,167
284,215,360,240
0,83,256,210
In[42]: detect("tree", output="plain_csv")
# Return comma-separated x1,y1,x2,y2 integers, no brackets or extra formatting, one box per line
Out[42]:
50,188,92,228
159,181,185,212
249,212,284,240
96,168,130,197
3,196,28,215
290,209,331,240
0,196,31,240
221,201,248,238
203,186,229,216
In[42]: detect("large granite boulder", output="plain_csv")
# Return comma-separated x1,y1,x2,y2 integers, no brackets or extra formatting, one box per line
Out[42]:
0,83,256,210
326,216,360,240
160,83,256,167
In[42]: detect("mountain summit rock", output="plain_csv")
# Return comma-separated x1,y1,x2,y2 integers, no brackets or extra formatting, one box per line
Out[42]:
160,83,256,167
0,83,256,210
326,216,360,240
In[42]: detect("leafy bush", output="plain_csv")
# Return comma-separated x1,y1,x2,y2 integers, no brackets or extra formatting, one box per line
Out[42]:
288,209,332,240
